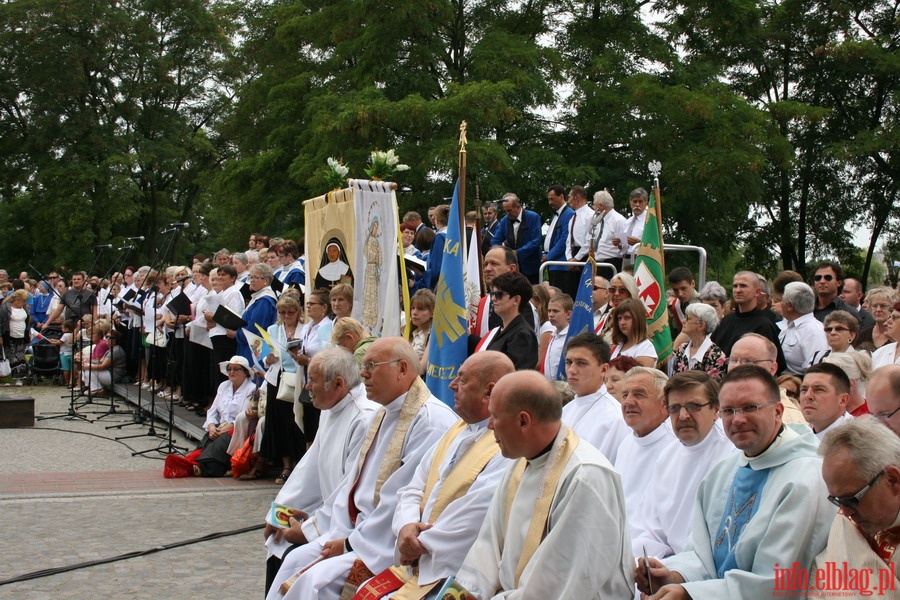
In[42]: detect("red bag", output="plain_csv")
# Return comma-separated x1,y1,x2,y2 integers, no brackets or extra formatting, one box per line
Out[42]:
163,448,203,478
230,434,256,478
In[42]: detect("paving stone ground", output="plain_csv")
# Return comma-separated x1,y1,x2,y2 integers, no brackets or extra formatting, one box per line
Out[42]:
0,383,279,599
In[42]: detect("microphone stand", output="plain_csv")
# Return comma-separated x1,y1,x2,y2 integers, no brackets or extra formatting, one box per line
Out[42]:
37,265,101,423
93,244,138,422
127,224,189,456
116,228,177,444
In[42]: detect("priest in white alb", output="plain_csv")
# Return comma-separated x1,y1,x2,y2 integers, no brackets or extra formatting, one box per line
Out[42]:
561,333,630,462
455,370,634,598
263,348,380,594
814,416,900,591
631,371,737,559
354,351,514,599
637,366,835,600
268,338,457,600
613,366,676,544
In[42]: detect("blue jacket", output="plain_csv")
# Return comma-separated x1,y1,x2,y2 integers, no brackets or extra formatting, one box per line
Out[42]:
491,209,542,277
544,206,574,272
425,230,447,290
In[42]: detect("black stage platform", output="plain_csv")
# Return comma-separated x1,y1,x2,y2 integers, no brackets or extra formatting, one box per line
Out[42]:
112,383,206,441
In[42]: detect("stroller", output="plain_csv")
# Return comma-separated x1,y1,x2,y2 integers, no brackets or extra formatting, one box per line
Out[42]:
26,328,62,385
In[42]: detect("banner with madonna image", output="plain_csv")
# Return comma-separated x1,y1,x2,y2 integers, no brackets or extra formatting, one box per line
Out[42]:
349,179,402,338
304,188,357,305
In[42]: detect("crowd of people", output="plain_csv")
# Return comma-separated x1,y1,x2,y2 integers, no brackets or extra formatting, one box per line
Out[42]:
5,184,900,599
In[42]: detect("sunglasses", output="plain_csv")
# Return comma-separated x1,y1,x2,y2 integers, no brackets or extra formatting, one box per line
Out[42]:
489,290,509,300
824,326,849,333
813,274,835,282
827,471,883,509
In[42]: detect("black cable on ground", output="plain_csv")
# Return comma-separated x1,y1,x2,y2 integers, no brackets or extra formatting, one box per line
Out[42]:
0,523,265,586
30,424,165,458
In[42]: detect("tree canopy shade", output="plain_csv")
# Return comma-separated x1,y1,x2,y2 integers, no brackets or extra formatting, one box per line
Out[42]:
0,0,897,285
0,0,237,272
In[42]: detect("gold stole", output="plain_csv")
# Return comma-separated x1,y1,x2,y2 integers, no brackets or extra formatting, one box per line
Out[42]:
337,378,432,600
503,426,579,589
352,421,501,600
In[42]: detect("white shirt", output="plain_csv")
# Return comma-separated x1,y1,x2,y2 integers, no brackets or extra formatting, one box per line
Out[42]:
814,411,854,440
872,343,900,370
611,338,658,362
543,206,568,253
561,385,631,463
209,283,246,337
778,312,829,375
566,204,596,261
542,324,568,380
620,211,647,257
204,378,256,428
592,209,627,260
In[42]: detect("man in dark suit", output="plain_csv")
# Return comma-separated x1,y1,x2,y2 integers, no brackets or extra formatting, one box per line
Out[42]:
481,201,500,256
490,193,542,283
542,184,574,290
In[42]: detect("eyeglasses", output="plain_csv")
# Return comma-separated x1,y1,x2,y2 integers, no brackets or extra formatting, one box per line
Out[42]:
665,402,711,415
717,401,780,418
873,405,900,421
226,366,245,372
489,290,509,300
593,286,605,291
824,326,850,333
48,275,59,280
362,359,401,372
870,303,892,311
306,301,325,307
249,275,268,281
827,471,884,509
727,357,773,366
609,286,628,294
813,274,835,282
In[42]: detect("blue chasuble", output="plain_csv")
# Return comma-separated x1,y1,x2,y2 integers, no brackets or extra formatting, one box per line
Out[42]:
713,464,770,577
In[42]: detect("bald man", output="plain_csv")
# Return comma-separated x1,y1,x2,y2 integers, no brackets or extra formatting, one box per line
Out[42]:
455,370,633,598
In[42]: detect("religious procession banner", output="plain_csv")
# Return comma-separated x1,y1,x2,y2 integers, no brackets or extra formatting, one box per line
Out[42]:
426,180,469,406
633,193,673,363
304,187,356,301
349,179,402,338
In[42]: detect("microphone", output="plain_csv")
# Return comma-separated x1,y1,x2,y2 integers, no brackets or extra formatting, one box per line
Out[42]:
174,274,191,283
118,245,134,251
96,244,113,249
128,236,145,241
168,223,189,228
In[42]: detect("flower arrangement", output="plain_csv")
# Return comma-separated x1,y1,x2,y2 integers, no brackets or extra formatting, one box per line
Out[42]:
323,157,349,190
364,148,409,181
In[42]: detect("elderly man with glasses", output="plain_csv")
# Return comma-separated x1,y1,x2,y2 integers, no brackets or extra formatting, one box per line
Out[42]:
636,365,835,600
268,338,456,600
814,417,900,592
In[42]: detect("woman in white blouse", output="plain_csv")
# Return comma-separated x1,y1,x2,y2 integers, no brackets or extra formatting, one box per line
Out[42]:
194,355,258,477
609,298,657,367
872,302,900,370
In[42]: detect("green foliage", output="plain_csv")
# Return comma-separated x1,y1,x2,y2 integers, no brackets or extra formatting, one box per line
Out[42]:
0,0,897,283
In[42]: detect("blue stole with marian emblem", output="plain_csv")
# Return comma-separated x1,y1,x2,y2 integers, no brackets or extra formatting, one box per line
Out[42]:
713,464,770,577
